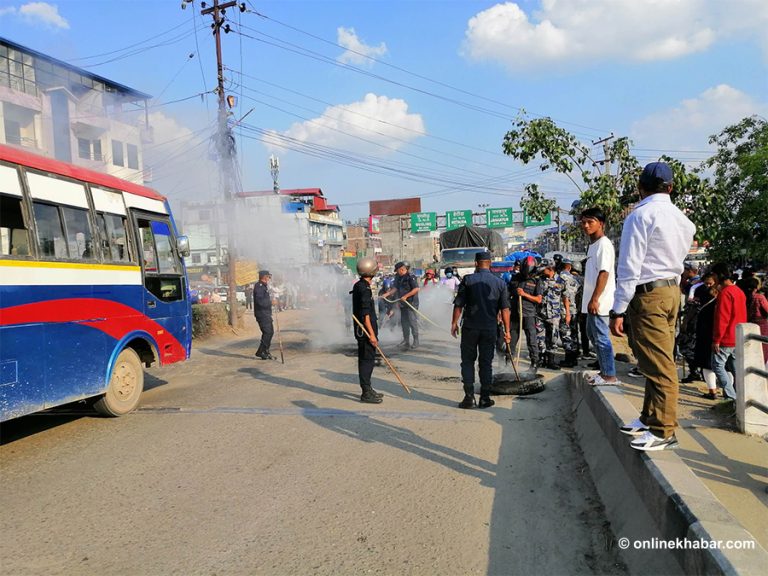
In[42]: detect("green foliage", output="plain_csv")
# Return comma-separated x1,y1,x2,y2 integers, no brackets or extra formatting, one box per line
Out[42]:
502,113,639,227
520,183,556,222
502,112,767,264
698,116,768,263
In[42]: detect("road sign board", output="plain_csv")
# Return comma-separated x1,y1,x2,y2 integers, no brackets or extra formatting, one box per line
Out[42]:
410,211,437,233
445,210,473,230
486,207,514,228
523,210,552,227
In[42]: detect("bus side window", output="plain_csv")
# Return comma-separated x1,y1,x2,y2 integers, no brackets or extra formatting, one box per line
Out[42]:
0,194,30,256
61,206,96,260
32,202,67,258
97,212,130,263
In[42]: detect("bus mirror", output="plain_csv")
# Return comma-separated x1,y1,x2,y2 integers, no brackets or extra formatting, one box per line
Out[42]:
177,236,191,258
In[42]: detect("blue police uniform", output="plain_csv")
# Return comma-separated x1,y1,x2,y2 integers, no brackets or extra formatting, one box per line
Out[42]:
253,276,274,359
394,271,420,348
453,268,510,401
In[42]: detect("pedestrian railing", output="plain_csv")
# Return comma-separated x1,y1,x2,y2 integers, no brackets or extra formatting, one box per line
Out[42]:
735,323,768,436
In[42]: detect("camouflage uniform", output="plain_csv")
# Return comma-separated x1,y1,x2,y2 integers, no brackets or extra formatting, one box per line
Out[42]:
558,269,580,356
537,275,564,363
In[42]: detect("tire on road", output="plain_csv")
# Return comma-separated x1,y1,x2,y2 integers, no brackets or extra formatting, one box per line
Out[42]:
94,348,144,416
489,372,545,395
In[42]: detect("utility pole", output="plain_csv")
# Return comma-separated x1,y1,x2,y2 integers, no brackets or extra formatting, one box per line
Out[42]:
592,133,615,177
186,0,245,327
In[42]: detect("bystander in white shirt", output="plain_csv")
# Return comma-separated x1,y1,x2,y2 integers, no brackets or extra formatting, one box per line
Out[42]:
613,194,696,314
582,236,616,316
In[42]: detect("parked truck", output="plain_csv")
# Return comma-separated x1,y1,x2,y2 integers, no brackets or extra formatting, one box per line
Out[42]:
438,226,505,277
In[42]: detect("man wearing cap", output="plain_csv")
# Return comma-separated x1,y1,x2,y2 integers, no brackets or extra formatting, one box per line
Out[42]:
451,251,511,409
611,162,696,451
254,270,277,360
508,256,544,369
383,261,420,349
537,258,567,370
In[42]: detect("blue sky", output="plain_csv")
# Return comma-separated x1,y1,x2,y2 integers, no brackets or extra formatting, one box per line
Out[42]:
2,0,767,220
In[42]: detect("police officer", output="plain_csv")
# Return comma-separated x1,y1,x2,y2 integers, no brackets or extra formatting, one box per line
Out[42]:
383,261,420,349
538,258,567,370
451,251,511,409
508,256,543,369
351,257,384,404
557,258,580,367
254,270,276,360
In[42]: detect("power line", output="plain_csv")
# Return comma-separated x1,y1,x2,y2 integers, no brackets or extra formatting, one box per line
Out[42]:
243,5,608,137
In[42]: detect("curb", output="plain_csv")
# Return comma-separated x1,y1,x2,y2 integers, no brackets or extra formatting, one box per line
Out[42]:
567,371,768,575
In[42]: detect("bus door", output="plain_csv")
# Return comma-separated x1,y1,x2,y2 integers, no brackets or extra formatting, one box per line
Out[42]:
134,214,188,362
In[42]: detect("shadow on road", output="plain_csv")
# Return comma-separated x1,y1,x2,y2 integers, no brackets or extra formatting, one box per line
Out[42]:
237,366,359,402
293,399,495,485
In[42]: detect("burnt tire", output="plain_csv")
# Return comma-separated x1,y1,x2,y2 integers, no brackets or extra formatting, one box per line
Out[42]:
489,373,546,396
94,348,144,417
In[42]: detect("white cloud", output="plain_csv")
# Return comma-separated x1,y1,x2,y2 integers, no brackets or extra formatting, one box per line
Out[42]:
630,84,768,152
18,2,69,29
270,93,425,155
337,27,388,66
462,0,768,70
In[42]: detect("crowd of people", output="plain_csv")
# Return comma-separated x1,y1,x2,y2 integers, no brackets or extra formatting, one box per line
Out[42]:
241,163,766,454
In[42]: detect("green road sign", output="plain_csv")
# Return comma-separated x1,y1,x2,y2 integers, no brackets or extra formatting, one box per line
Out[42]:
445,210,473,230
486,207,514,228
410,212,437,233
523,210,552,227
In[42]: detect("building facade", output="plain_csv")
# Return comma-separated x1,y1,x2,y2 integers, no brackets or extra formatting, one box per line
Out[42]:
0,38,151,184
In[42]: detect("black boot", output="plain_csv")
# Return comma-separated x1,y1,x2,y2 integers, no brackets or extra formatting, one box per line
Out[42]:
411,338,420,350
545,353,561,370
360,386,383,404
559,351,578,368
478,395,495,409
458,394,476,409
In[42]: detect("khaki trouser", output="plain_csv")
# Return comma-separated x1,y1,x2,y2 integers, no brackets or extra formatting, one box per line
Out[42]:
628,284,680,438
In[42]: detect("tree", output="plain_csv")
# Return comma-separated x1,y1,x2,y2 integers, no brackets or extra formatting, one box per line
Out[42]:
502,114,640,228
699,116,768,264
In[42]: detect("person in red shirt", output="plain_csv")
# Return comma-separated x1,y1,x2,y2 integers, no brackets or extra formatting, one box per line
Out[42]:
711,263,747,401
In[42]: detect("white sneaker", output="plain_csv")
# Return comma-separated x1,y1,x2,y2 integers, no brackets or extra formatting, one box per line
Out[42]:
619,418,649,436
629,430,679,451
588,374,621,386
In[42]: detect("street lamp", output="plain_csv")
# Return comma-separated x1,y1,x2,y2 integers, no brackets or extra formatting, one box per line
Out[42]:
269,154,280,195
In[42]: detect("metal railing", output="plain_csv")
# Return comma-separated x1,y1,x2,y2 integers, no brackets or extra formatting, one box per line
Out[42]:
736,324,768,436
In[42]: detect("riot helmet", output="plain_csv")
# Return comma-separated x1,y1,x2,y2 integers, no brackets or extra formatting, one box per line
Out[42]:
356,257,378,277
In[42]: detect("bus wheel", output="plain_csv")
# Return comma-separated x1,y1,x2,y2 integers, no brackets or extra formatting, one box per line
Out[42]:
94,349,144,417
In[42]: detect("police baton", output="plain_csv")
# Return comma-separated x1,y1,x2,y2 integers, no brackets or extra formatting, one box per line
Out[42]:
383,296,444,331
352,314,411,394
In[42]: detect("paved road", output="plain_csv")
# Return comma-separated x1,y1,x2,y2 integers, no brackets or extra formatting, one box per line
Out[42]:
1,311,626,575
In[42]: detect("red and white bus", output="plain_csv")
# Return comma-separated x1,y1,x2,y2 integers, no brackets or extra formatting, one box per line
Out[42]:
0,144,192,421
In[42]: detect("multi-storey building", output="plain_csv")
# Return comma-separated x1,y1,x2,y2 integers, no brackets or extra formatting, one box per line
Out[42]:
0,38,151,184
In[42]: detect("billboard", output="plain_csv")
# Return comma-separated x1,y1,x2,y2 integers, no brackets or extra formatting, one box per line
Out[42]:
369,215,381,234
369,197,421,216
